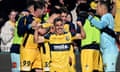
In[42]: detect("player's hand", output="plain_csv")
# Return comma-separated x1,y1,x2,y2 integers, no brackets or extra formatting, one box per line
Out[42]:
31,20,37,29
32,21,41,30
76,21,82,27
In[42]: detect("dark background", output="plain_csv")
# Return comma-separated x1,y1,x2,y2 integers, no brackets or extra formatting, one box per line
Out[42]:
0,0,26,19
0,0,27,28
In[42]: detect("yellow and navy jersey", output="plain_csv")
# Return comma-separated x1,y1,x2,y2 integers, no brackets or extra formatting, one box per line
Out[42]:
18,14,41,49
43,32,76,67
18,14,41,36
40,22,76,67
17,14,33,37
44,32,76,45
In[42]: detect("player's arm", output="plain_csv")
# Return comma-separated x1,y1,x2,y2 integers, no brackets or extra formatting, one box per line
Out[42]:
33,23,53,35
34,27,45,43
72,21,86,40
77,21,86,39
34,25,50,43
41,23,55,33
88,15,109,29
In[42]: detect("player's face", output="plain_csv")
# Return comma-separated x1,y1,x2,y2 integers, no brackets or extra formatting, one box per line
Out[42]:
35,8,45,17
96,2,102,16
9,11,17,22
61,13,67,23
55,21,64,34
28,5,34,14
67,14,72,22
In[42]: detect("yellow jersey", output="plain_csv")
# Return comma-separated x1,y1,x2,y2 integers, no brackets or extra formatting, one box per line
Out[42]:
44,32,75,71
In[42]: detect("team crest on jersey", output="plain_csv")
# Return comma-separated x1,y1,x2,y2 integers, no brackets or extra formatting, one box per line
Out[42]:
66,36,70,41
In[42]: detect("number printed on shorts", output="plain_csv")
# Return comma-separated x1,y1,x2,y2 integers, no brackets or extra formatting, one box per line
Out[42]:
23,60,31,66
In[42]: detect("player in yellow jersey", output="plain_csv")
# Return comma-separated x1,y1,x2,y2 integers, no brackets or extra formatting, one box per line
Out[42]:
18,2,45,72
60,8,76,72
112,0,120,71
41,8,77,72
38,7,61,72
34,17,86,72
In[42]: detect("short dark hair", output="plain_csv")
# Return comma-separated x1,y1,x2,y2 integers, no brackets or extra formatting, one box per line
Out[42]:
76,3,89,17
34,2,45,11
99,0,111,12
67,12,73,22
49,7,61,16
53,17,63,25
27,1,45,11
60,8,68,14
27,1,35,9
